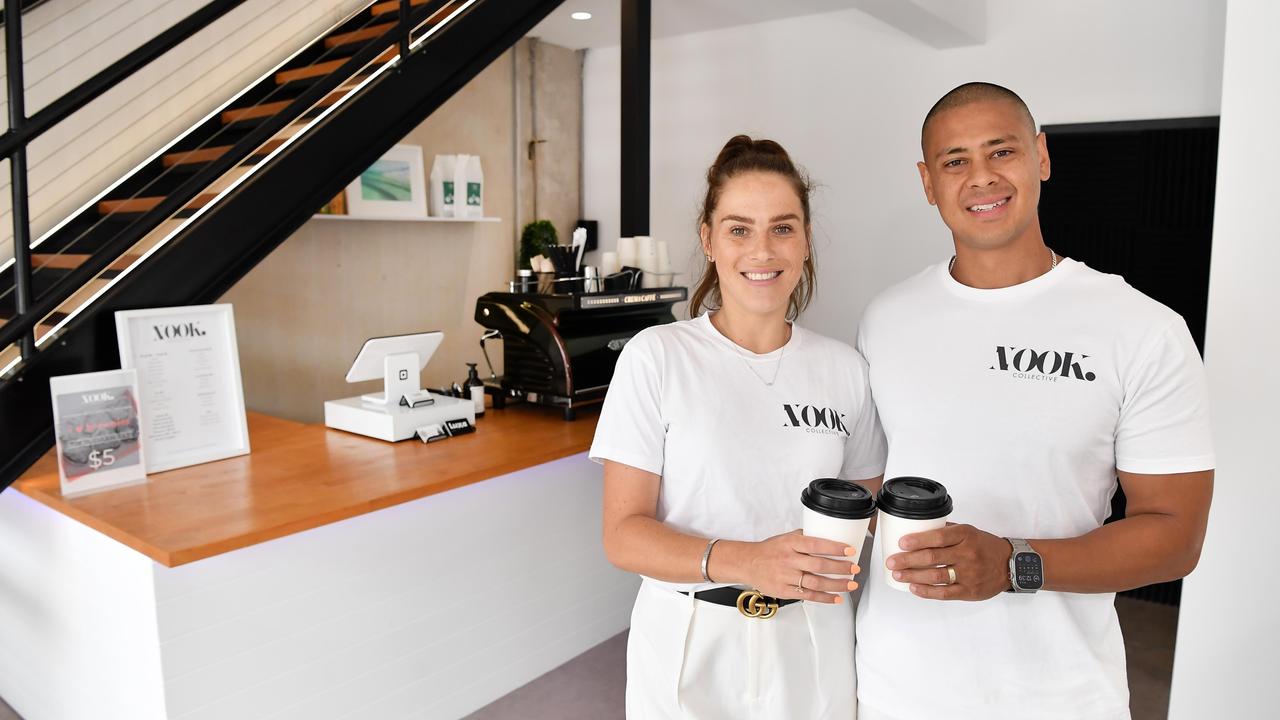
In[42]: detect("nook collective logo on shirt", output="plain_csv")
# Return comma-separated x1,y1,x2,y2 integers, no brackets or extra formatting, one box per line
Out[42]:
782,404,850,436
990,345,1097,383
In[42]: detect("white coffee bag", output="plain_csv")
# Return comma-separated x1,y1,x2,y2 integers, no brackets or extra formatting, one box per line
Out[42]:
430,154,455,217
451,154,470,219
464,155,484,218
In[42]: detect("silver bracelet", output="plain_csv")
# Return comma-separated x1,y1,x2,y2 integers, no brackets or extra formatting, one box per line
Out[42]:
700,538,721,583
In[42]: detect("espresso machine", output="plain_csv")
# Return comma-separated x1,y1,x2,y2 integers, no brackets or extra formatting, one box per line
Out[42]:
474,270,686,420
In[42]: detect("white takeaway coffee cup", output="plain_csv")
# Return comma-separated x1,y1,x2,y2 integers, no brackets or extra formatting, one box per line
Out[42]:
876,476,953,592
801,478,877,579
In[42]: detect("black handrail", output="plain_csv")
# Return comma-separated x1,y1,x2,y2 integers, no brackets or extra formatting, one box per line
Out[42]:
5,0,33,358
0,0,49,27
0,0,249,162
0,2,444,353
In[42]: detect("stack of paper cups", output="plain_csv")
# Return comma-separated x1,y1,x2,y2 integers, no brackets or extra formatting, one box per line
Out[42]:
636,236,657,288
617,237,638,270
600,251,620,277
655,240,672,287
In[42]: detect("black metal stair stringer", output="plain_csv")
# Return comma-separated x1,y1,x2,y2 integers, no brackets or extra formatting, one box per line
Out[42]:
0,0,566,491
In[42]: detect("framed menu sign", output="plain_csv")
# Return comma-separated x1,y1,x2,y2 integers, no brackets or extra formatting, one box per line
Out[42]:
115,304,250,473
49,368,148,496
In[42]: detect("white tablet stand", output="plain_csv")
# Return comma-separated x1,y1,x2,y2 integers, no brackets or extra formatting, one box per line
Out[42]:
361,351,422,407
324,332,474,442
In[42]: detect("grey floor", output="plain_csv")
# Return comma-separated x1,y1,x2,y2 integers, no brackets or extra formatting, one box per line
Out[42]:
0,597,1175,720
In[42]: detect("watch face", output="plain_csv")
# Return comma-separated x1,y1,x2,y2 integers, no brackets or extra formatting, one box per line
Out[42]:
1014,551,1044,590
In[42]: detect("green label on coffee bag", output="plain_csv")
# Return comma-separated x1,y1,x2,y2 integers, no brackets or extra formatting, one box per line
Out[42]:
467,182,481,206
443,181,454,204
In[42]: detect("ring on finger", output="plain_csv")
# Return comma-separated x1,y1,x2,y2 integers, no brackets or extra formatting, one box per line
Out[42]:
796,571,806,593
946,566,957,585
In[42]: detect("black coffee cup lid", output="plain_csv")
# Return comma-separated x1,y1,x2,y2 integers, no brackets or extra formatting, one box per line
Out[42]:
877,477,953,520
801,479,877,520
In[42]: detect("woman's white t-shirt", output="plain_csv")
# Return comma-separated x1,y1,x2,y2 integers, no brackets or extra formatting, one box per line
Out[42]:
589,313,888,592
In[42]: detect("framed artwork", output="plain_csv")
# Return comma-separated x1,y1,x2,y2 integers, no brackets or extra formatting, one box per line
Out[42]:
115,304,250,474
49,368,148,496
345,144,428,219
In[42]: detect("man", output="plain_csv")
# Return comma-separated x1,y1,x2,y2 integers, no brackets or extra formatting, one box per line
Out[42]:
853,82,1215,720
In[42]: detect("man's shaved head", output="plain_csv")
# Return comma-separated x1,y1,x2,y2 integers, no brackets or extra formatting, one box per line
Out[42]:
921,82,1037,150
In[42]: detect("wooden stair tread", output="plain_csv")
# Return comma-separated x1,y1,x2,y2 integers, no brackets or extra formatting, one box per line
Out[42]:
98,197,162,214
163,145,230,167
32,254,138,271
221,93,340,124
371,0,431,17
325,22,396,49
221,100,293,123
98,193,217,215
162,139,286,168
277,58,347,84
277,48,396,85
31,253,88,270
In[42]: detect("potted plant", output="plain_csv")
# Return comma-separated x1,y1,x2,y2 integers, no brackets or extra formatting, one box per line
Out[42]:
519,220,558,269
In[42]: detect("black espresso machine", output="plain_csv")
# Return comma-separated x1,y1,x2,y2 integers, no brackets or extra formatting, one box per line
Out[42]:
474,283,687,420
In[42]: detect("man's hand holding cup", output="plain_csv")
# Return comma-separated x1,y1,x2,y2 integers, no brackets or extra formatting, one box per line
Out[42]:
887,523,1013,601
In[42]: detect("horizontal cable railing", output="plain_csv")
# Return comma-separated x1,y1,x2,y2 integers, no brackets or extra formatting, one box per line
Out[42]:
0,0,462,368
0,0,250,160
0,0,50,27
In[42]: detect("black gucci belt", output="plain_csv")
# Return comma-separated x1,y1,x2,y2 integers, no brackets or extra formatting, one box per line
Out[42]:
681,586,800,619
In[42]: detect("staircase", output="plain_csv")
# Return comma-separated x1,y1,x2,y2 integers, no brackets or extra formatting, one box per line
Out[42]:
0,0,565,490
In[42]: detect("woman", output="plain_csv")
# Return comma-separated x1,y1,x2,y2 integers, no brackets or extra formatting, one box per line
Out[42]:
590,136,887,718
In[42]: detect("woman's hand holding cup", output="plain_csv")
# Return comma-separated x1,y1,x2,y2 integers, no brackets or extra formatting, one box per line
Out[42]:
732,530,860,604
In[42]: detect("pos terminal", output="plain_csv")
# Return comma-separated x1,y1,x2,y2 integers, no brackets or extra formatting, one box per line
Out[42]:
323,332,474,441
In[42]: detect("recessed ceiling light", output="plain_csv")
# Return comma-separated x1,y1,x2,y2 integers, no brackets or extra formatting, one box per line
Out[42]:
570,11,592,21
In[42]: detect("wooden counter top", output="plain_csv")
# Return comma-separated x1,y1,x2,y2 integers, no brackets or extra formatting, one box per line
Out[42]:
14,404,599,567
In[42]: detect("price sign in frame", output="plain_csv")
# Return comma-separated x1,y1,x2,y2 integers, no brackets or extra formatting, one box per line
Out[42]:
49,368,149,497
115,304,250,474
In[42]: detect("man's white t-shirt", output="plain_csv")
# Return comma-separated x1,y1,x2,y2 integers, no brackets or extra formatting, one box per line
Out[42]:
854,258,1214,720
590,313,888,592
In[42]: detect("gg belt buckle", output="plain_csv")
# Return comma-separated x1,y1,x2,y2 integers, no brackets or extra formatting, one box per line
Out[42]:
736,589,779,620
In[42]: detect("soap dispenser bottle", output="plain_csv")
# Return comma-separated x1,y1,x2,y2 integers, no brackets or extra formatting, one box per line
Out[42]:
465,363,485,415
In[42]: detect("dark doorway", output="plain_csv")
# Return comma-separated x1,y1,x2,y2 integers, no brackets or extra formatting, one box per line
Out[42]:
1039,116,1219,606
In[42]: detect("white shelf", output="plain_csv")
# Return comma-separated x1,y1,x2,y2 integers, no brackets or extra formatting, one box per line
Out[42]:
310,214,500,223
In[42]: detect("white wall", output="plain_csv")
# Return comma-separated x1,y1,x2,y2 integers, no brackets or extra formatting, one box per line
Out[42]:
582,0,1226,342
0,0,367,263
1168,1,1280,717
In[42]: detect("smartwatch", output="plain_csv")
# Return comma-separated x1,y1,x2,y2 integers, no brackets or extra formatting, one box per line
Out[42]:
1006,538,1043,593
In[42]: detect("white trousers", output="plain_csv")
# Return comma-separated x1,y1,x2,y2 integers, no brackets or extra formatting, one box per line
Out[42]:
856,704,909,720
625,580,856,719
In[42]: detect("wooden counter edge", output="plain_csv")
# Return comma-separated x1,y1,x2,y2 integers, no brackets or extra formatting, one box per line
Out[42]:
163,441,594,566
15,486,179,566
14,409,598,568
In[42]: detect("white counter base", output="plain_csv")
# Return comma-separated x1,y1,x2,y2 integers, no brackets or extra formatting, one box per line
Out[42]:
0,452,638,719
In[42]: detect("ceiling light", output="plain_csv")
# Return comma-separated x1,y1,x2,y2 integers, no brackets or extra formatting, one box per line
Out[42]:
570,11,592,21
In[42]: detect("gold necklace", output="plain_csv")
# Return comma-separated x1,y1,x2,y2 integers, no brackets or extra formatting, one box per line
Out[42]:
712,314,790,387
732,340,786,387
